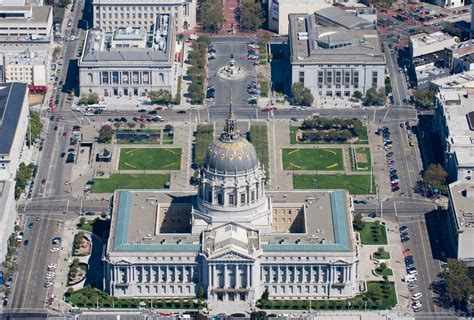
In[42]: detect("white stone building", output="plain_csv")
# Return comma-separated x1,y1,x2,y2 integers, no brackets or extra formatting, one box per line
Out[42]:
92,0,196,33
78,16,176,99
104,109,362,312
288,14,386,102
1,49,49,86
0,82,29,262
447,180,474,267
0,3,52,50
434,88,474,182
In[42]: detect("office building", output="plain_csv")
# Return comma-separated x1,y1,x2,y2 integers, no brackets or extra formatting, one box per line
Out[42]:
92,0,196,33
434,88,474,181
104,110,362,311
447,180,474,267
288,13,386,101
445,40,474,74
0,2,52,50
409,32,458,59
1,49,49,86
0,82,29,262
313,6,375,30
78,16,176,98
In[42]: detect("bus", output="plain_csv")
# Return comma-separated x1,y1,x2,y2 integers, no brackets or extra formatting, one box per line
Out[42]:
86,104,108,111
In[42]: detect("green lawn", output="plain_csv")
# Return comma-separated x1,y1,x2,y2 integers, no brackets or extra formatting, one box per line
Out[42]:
119,148,181,170
282,148,343,171
193,124,214,168
349,147,372,171
290,126,369,144
355,221,388,245
258,281,396,310
92,174,170,193
249,124,269,177
293,174,375,195
162,131,174,144
375,266,393,276
373,250,390,260
260,81,269,98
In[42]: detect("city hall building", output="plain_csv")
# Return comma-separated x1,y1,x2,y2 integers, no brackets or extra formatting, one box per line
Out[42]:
104,110,362,310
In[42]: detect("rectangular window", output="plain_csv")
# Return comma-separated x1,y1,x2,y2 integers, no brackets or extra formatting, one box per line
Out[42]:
240,193,245,204
132,72,139,84
326,71,332,84
122,71,129,84
353,71,359,88
112,71,119,84
101,72,109,84
251,190,255,202
229,194,235,206
372,71,378,88
299,71,304,83
317,71,323,84
217,193,223,205
335,71,341,84
143,71,150,84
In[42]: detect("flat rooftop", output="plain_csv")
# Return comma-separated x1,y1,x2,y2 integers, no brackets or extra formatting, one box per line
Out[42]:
0,82,27,155
449,180,474,232
289,14,385,65
0,5,51,25
314,7,374,30
109,189,353,254
437,88,474,165
2,49,48,65
409,31,454,49
431,70,474,89
81,15,174,64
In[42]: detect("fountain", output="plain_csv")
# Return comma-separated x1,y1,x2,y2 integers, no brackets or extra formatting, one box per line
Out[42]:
217,54,245,80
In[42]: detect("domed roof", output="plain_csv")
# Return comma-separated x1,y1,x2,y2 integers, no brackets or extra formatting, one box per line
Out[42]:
202,106,260,175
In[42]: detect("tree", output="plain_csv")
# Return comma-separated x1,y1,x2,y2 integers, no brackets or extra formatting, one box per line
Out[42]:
200,0,224,32
291,82,314,107
261,32,271,45
423,164,448,194
240,0,264,31
113,122,121,131
148,90,173,104
412,89,435,109
260,287,269,301
353,213,365,230
384,76,392,94
197,286,205,299
98,125,113,143
79,217,86,225
251,311,268,320
52,46,61,61
442,259,473,310
352,91,363,100
100,212,107,219
126,122,136,130
365,87,386,106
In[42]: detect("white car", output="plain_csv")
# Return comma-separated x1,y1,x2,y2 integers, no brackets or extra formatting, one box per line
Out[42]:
411,292,422,300
44,282,53,288
407,269,418,276
48,263,57,270
50,247,61,253
72,107,81,111
84,112,94,116
412,301,422,308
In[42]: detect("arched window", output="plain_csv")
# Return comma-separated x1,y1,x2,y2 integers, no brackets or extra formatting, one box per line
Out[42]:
159,73,165,84
87,73,93,83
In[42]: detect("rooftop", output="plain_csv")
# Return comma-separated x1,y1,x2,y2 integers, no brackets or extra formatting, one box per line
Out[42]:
447,40,474,58
81,15,174,64
0,5,51,24
437,88,474,165
431,70,474,89
410,31,455,48
0,180,13,230
1,49,48,65
109,189,353,254
0,82,28,155
449,180,474,233
314,7,374,30
289,14,385,65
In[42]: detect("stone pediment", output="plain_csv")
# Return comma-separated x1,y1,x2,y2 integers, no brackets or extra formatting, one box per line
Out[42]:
115,259,132,265
209,249,255,262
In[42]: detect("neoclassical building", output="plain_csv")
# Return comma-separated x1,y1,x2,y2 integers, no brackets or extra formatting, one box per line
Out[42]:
104,109,362,311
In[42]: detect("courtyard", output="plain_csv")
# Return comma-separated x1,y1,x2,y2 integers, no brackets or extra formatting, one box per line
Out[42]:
92,174,170,193
293,173,375,195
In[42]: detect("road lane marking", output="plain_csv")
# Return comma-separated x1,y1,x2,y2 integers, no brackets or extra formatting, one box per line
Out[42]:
417,220,436,313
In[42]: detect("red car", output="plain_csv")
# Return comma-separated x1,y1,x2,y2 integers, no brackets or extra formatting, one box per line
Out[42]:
55,117,61,122
261,108,270,112
154,106,163,111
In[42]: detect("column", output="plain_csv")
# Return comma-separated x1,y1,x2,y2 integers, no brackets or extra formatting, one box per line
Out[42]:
285,266,289,283
213,265,218,288
277,266,282,283
310,266,314,283
166,266,170,283
208,265,212,287
158,266,162,283
174,266,178,283
224,264,228,288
